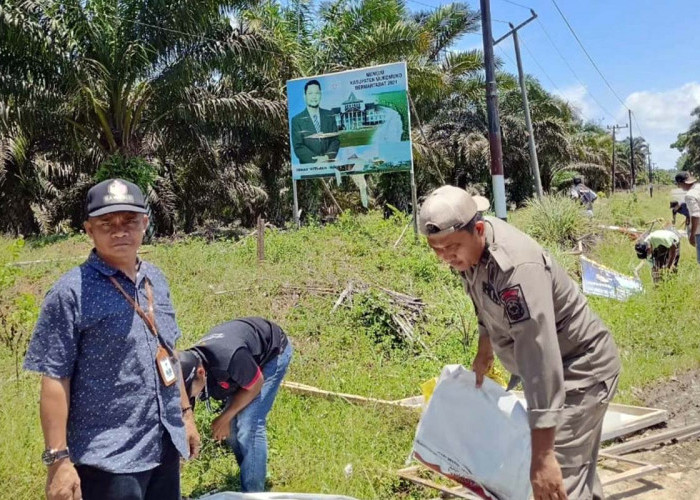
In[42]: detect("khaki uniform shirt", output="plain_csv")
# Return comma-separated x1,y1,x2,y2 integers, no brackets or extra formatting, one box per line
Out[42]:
461,217,621,429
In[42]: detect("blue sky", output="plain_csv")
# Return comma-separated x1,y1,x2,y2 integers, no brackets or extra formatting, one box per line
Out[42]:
402,0,700,169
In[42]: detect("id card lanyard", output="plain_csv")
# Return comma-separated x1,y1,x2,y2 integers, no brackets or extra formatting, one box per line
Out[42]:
110,276,178,387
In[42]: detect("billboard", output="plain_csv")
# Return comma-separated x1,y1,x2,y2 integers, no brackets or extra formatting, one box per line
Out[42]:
286,62,412,181
580,256,643,301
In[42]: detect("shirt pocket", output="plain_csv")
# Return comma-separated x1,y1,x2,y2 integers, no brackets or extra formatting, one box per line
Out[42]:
154,300,179,346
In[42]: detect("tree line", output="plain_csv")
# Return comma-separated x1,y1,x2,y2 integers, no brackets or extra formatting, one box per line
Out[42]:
1,0,656,236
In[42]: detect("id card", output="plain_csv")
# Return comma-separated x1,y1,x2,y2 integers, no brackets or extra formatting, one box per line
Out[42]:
156,346,177,386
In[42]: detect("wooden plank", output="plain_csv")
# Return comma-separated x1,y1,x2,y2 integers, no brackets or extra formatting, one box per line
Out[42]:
601,464,663,487
603,422,700,455
396,468,481,499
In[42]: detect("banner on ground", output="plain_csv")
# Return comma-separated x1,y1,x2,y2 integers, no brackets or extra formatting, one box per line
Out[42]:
286,62,412,181
580,256,643,301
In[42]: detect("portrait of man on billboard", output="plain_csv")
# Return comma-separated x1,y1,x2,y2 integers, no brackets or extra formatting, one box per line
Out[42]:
291,79,340,164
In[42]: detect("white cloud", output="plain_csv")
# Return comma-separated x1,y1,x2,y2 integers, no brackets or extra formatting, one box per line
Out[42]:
620,82,700,169
553,84,608,125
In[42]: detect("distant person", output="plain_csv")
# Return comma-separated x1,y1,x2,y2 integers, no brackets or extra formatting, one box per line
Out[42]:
23,179,199,500
569,177,597,216
179,317,293,492
634,229,681,283
675,171,700,263
291,79,340,164
670,200,690,236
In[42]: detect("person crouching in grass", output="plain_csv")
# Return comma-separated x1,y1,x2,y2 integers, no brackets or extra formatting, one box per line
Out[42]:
178,317,292,492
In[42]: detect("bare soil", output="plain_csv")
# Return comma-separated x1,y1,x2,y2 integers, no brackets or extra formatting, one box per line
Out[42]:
602,370,700,499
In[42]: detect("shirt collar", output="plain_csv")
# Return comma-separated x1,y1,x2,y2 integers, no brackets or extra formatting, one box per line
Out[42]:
86,249,147,282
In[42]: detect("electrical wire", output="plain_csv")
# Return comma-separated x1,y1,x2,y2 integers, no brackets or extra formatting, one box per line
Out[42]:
495,0,532,11
549,0,628,109
516,36,565,97
534,19,617,121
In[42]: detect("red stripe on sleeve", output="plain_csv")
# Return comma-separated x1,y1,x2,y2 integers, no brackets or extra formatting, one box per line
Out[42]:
243,366,262,390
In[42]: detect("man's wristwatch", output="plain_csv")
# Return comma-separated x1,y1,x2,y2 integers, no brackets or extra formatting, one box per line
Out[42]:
41,448,70,466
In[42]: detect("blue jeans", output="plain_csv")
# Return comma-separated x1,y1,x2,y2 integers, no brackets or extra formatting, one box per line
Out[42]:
76,433,180,500
226,340,293,492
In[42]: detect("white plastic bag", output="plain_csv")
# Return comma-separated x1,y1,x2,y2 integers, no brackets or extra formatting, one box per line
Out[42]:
411,365,532,500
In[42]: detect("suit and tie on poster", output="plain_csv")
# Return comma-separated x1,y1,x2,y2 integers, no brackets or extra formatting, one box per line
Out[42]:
287,62,413,181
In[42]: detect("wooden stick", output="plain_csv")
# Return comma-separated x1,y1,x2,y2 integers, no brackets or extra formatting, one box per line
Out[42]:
321,179,343,213
393,218,412,248
603,423,700,456
598,452,651,467
281,381,407,408
396,468,480,499
331,282,353,312
7,249,152,267
257,216,265,262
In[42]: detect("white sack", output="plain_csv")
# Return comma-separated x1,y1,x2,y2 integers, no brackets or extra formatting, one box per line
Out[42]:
412,364,532,500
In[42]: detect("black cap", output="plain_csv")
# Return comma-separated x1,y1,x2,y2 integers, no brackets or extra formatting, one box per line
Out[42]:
674,171,697,185
178,350,201,395
86,179,147,217
634,241,649,259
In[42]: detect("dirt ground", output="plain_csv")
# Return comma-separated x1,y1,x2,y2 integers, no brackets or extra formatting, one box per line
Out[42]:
601,370,700,500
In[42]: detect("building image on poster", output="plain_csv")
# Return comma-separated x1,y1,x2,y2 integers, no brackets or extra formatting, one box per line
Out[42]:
287,62,412,181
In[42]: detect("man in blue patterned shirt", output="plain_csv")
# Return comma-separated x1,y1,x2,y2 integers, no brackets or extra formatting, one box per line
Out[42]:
24,179,200,500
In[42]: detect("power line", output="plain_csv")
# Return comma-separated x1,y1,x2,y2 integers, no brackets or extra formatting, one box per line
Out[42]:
495,0,532,10
495,44,516,66
549,0,628,109
631,111,648,140
533,19,617,121
517,36,564,97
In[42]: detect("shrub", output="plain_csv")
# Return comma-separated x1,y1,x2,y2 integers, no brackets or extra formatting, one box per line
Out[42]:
520,195,596,249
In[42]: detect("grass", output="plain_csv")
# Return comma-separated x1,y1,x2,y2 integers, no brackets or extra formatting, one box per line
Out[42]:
339,128,377,148
0,186,697,499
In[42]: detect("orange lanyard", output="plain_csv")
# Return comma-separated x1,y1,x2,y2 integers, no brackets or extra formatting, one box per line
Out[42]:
110,276,158,337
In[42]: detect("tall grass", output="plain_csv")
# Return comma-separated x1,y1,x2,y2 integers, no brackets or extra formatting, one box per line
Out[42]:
517,195,596,249
0,187,697,499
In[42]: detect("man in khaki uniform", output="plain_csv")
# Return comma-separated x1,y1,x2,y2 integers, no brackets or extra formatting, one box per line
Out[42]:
419,185,621,500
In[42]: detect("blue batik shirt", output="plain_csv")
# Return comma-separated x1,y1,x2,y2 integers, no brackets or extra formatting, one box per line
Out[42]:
23,250,188,473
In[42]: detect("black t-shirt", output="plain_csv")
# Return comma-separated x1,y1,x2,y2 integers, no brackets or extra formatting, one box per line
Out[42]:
193,317,286,401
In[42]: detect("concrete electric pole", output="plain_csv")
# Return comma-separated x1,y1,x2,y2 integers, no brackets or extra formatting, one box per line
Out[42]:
607,123,628,193
494,10,542,199
628,109,635,189
480,0,507,219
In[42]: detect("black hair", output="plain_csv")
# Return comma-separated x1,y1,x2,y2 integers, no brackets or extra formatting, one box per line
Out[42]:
304,79,321,93
462,212,484,234
670,201,679,208
573,177,582,185
634,241,649,259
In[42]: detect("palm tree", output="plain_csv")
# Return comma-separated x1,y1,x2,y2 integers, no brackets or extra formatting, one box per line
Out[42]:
1,0,294,232
672,106,700,175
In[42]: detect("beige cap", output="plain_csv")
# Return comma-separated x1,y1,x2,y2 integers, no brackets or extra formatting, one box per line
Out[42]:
418,185,489,236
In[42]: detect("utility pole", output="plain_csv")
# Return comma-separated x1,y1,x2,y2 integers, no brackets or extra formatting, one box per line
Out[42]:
607,123,628,193
494,10,542,199
648,151,653,198
628,109,635,190
480,0,507,219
